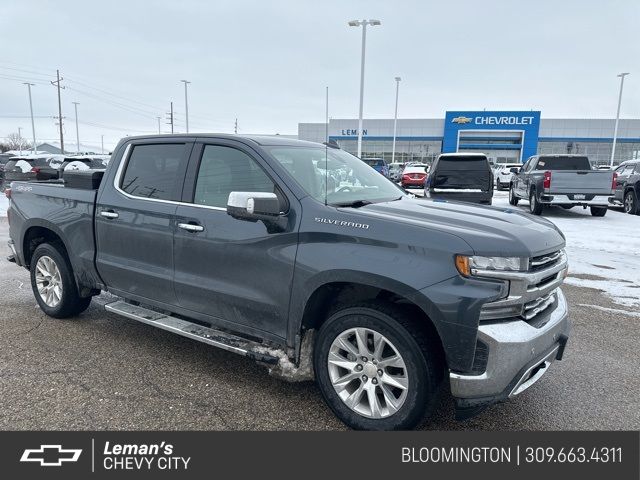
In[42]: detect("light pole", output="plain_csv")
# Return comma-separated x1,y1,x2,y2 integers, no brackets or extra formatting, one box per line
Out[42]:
157,116,161,134
391,76,401,163
101,134,104,154
610,72,630,167
23,82,37,153
348,19,381,158
72,102,80,153
181,80,191,133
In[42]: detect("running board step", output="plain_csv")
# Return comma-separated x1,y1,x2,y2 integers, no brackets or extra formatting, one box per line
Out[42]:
104,301,279,364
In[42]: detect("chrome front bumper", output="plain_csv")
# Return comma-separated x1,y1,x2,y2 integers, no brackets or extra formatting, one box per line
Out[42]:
450,288,570,399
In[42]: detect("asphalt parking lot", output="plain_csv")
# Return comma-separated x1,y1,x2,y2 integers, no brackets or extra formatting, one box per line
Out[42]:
0,217,638,431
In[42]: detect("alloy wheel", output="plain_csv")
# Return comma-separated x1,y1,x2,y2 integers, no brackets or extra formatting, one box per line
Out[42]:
327,327,409,419
35,255,63,307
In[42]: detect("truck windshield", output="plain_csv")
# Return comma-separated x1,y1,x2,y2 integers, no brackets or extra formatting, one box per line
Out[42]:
535,156,591,170
267,147,403,206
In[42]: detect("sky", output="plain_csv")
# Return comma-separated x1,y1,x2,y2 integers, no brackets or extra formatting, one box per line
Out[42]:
1,0,639,151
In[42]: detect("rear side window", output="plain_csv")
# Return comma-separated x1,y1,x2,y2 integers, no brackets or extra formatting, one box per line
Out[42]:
193,145,275,208
120,144,185,200
535,156,591,170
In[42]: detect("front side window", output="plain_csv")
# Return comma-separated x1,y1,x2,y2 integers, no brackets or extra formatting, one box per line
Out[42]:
268,146,402,206
194,145,275,208
121,144,185,200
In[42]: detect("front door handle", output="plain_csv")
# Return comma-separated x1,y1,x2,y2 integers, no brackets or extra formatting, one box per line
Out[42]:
100,210,119,219
178,222,204,233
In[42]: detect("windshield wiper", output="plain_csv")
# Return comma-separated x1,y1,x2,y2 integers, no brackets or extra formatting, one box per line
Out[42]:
332,199,373,208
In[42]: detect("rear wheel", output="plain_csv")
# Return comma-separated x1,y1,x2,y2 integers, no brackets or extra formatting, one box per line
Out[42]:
590,206,607,217
30,243,92,318
508,184,519,206
624,190,638,215
314,301,442,430
529,190,543,215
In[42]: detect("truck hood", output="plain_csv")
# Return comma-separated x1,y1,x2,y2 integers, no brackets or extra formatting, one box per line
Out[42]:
349,196,565,257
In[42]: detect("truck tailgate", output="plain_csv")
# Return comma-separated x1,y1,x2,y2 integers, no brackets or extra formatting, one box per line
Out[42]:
549,171,613,194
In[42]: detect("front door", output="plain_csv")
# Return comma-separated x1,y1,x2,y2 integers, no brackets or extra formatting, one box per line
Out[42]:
95,141,191,305
173,142,298,340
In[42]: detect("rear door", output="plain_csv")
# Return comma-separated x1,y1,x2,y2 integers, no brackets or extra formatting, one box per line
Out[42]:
172,140,298,340
615,164,634,201
95,141,192,305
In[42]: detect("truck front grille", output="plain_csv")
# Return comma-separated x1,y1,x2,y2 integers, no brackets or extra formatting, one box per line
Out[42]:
530,250,562,271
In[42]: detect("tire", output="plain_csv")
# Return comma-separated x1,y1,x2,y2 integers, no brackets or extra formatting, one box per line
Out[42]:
624,190,639,215
508,184,519,206
590,206,607,217
30,243,92,318
529,190,543,215
314,301,442,430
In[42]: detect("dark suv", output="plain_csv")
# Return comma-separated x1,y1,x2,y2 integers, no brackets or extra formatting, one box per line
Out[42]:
425,153,493,205
610,159,640,215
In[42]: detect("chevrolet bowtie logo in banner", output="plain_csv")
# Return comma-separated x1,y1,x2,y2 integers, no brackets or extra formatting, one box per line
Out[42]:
20,445,82,467
451,116,472,124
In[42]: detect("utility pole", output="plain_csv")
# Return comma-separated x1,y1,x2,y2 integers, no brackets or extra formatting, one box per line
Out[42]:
72,102,80,153
234,118,238,134
610,72,630,167
180,80,191,133
391,77,401,163
166,102,174,134
157,116,161,134
18,127,23,155
24,82,37,153
50,69,65,154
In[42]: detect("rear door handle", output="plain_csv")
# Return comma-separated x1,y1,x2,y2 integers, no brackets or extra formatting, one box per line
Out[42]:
178,222,204,233
100,210,119,219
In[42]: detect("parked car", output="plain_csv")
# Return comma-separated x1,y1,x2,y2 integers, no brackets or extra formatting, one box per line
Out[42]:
362,157,389,177
494,163,523,190
401,165,428,188
7,134,570,430
509,155,615,216
609,159,640,215
59,156,109,174
425,153,494,205
388,162,406,182
0,154,13,190
3,155,65,184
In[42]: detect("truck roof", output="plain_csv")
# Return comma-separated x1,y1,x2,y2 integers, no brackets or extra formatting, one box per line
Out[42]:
120,133,321,148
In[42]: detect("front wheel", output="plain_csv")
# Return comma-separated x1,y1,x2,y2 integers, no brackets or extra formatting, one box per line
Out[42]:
30,243,92,318
624,190,639,215
508,184,519,206
314,301,442,430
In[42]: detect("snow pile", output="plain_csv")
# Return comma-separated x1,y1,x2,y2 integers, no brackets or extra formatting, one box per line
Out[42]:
492,191,640,307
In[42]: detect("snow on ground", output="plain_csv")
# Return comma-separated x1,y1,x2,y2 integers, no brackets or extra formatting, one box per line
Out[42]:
489,191,640,307
407,188,640,307
0,196,7,217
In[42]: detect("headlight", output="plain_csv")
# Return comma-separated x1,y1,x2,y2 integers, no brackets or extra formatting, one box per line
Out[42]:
455,255,529,277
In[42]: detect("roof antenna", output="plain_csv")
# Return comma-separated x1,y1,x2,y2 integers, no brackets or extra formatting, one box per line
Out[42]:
324,86,329,206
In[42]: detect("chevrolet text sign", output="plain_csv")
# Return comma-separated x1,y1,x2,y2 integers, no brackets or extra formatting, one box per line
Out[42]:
443,110,541,160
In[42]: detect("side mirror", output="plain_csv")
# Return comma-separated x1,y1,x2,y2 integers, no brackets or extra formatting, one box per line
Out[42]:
227,192,287,233
509,167,520,174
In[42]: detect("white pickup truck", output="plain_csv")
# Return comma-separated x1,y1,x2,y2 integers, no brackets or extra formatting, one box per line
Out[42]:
508,155,615,216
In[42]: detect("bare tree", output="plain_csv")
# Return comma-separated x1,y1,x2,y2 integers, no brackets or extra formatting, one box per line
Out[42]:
3,133,32,152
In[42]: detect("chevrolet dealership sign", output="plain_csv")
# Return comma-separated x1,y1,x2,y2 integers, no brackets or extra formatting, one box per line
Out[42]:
443,110,542,160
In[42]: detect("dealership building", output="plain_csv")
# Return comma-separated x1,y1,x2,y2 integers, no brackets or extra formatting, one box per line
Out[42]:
298,111,640,166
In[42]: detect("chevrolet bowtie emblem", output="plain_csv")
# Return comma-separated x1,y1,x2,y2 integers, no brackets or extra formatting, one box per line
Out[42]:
451,116,472,124
20,445,82,467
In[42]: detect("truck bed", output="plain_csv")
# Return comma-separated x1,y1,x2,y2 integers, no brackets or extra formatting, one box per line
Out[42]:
549,170,614,195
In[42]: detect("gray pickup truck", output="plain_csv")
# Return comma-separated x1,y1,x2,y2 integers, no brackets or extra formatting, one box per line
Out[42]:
508,154,615,216
6,134,570,430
